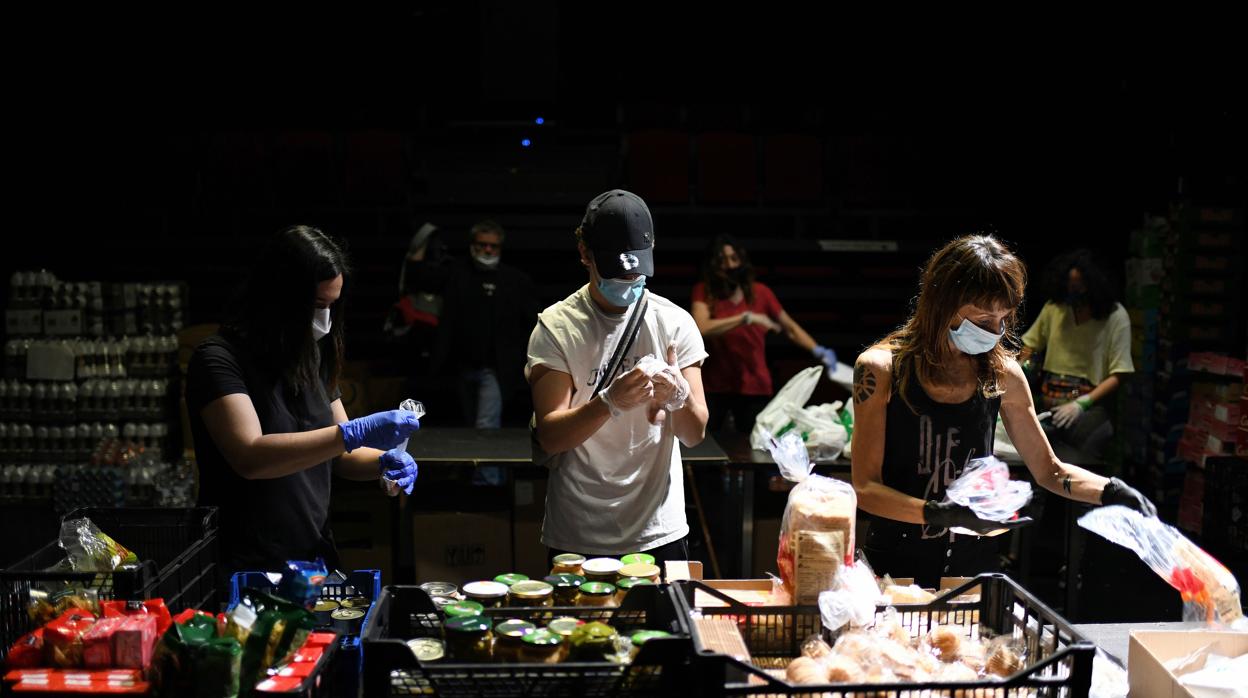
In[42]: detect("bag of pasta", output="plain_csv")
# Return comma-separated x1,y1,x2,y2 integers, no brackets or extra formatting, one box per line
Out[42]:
768,430,857,605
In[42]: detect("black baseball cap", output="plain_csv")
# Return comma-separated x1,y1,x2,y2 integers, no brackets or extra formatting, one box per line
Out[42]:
580,189,655,279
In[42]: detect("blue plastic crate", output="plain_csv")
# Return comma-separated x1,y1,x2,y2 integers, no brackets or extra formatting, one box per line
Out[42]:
230,568,380,697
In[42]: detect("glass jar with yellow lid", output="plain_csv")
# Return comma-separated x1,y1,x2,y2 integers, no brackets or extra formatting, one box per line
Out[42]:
617,563,661,583
550,553,586,576
507,580,554,607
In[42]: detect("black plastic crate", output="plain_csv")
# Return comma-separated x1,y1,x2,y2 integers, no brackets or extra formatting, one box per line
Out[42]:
676,574,1096,697
362,584,692,697
0,507,219,659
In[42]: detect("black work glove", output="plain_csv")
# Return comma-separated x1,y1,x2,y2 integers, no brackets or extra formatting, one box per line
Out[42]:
923,500,1035,535
1100,477,1157,517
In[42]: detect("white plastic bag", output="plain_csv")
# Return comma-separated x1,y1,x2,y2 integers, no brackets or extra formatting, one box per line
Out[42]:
1078,505,1245,626
943,456,1032,523
768,430,857,605
751,366,822,450
819,552,882,632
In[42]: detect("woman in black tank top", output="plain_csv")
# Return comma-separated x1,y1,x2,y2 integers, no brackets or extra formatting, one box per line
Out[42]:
850,236,1156,588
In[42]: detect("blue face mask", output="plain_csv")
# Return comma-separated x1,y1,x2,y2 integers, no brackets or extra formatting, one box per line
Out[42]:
948,317,1003,355
597,275,646,307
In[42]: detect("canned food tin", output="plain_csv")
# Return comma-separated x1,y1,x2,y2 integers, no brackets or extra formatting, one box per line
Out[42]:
419,581,458,598
312,599,339,625
407,637,446,662
330,607,365,635
340,596,371,610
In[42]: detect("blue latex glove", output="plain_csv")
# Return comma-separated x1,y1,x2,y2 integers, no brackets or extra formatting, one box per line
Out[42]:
379,449,419,495
339,410,420,453
812,345,837,371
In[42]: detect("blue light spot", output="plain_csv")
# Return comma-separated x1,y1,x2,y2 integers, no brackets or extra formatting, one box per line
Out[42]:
521,138,532,147
535,117,545,125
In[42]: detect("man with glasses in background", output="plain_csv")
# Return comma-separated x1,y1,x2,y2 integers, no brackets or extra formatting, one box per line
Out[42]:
432,219,540,429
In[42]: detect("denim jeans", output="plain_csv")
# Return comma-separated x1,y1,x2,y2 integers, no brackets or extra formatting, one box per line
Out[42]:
459,367,502,429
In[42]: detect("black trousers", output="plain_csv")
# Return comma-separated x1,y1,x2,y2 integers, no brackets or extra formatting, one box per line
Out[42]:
861,520,1002,589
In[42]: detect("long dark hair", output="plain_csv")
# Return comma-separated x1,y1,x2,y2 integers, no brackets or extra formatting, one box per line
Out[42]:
699,234,756,304
1042,248,1117,320
877,234,1027,413
223,225,351,394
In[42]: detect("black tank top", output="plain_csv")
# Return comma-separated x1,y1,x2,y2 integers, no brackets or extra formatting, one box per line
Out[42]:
875,358,1001,541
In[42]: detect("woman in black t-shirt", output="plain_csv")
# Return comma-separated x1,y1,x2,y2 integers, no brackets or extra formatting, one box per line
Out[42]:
187,226,421,576
850,235,1155,588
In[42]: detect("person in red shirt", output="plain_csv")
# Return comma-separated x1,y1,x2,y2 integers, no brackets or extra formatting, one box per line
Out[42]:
691,235,837,431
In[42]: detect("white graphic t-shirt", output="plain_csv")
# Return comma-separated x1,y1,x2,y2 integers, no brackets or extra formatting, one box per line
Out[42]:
525,286,708,554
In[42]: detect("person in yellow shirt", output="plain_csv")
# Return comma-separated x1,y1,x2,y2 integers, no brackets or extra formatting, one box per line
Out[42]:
1019,249,1133,458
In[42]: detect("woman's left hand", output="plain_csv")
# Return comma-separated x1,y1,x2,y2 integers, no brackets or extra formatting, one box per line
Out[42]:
378,449,419,495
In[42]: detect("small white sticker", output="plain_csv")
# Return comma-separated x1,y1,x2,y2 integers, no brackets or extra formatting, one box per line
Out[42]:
620,253,640,270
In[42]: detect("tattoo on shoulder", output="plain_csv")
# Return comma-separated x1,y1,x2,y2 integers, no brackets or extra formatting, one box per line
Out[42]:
853,363,877,403
1063,475,1072,495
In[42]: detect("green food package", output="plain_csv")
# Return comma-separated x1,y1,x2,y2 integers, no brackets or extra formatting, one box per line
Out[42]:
193,637,242,698
232,590,315,696
152,615,241,698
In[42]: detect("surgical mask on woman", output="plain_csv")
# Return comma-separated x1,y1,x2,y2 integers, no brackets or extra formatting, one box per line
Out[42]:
597,275,646,307
312,307,332,340
948,317,1003,355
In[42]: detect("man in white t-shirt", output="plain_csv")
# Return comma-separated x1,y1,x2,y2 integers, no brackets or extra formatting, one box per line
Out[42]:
526,189,709,564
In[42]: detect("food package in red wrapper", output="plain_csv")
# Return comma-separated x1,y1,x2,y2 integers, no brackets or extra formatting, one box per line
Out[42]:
766,431,857,605
113,615,157,670
43,610,97,668
255,675,304,692
81,617,127,668
100,598,172,637
3,668,148,694
291,644,324,664
6,629,44,669
304,632,335,647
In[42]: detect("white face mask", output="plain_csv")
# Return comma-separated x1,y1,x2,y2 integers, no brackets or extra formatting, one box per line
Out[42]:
948,317,1003,355
472,253,500,269
311,308,332,340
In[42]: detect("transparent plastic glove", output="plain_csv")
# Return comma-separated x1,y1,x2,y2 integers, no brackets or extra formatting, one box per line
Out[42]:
812,345,837,372
1051,398,1087,428
339,409,420,453
378,449,418,496
598,366,653,417
944,456,1033,522
636,346,689,412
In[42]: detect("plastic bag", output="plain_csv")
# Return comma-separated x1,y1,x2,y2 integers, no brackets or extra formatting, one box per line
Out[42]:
633,353,690,412
769,430,857,605
1078,505,1245,626
818,553,881,632
751,366,822,450
58,517,138,572
943,455,1032,523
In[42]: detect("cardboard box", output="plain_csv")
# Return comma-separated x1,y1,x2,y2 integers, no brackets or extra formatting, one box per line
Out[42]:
513,476,548,576
412,510,511,583
1128,630,1248,698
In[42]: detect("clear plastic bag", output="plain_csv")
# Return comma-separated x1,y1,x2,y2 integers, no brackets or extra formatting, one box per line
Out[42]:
818,552,881,632
943,455,1032,523
1078,505,1244,626
768,430,857,605
58,517,138,572
634,354,689,412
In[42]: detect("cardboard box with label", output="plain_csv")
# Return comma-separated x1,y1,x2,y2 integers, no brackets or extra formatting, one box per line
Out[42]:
1128,630,1248,698
412,510,512,583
